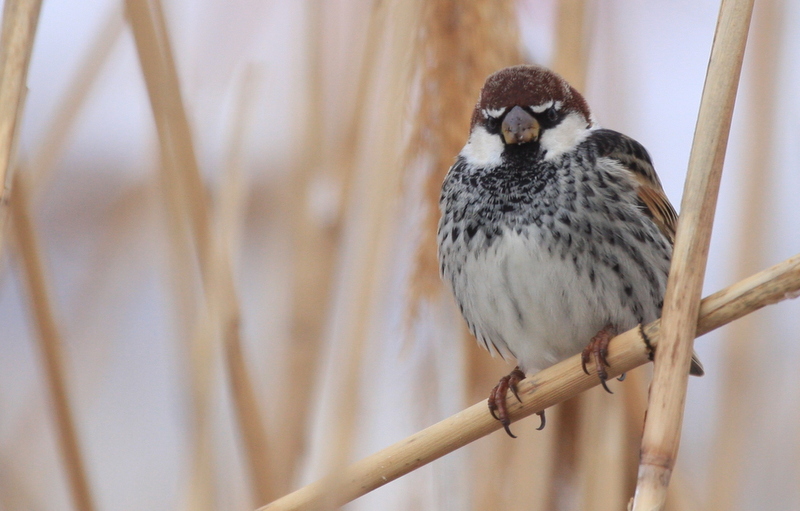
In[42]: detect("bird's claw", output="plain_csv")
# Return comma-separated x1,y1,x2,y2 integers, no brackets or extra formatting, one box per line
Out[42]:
582,326,616,394
487,367,526,438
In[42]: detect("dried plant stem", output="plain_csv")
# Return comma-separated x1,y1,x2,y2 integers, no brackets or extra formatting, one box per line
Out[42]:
125,3,215,508
632,1,754,509
10,174,96,511
0,0,42,257
219,70,276,505
27,5,124,196
259,253,800,511
305,0,422,488
127,0,272,505
279,0,336,494
552,0,588,92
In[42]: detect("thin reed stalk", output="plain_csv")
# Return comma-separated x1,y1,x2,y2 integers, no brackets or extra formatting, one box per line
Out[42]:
632,0,755,508
552,0,588,92
26,5,124,197
304,0,423,489
279,0,337,494
219,70,276,505
127,0,273,506
260,253,800,511
125,3,216,508
0,0,43,258
10,174,96,511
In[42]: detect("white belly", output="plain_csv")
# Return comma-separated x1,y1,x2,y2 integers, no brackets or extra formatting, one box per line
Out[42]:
454,229,608,373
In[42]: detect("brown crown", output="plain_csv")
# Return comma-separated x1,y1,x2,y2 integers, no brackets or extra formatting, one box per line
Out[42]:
470,65,591,129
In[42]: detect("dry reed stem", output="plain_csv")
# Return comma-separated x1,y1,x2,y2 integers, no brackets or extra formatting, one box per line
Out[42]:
127,0,272,506
632,0,755,508
27,5,124,196
219,70,276,505
127,0,271,506
330,1,383,217
260,253,800,511
125,3,216,509
9,174,96,511
280,0,338,493
552,0,588,92
706,2,780,508
0,0,42,259
225,319,275,504
306,0,424,491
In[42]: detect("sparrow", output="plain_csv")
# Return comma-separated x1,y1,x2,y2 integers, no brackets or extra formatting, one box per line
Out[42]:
437,65,703,437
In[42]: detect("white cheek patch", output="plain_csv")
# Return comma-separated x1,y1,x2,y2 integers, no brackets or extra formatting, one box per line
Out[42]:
540,111,591,160
460,125,504,167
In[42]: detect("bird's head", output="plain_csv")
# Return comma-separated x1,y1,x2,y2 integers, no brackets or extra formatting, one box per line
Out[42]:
461,65,594,167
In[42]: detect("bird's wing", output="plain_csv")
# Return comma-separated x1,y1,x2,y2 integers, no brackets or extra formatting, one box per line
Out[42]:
588,129,678,244
587,130,703,376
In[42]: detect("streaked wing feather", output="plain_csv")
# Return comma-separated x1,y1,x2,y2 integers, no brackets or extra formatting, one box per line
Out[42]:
589,129,678,244
635,181,678,243
589,130,704,377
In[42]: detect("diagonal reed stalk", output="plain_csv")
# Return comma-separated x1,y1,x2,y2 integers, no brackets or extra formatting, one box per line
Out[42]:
220,69,277,505
0,0,43,260
125,3,216,508
10,173,97,511
25,4,124,198
126,0,273,506
632,0,755,508
303,0,423,494
259,253,800,511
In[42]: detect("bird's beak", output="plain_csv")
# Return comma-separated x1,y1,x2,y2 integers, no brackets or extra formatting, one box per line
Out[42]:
502,106,540,145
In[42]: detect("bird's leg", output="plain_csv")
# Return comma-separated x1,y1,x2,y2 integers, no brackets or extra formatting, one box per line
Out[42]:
581,325,616,394
488,367,545,437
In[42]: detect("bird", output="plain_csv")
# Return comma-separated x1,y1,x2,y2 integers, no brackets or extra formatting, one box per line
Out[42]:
437,65,703,438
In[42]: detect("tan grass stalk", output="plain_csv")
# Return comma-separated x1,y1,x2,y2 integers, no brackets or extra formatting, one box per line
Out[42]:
27,5,124,196
10,174,96,511
127,0,272,506
259,253,800,511
328,1,384,217
125,4,215,509
705,2,780,508
0,0,43,257
279,0,337,493
552,0,588,92
631,0,755,508
302,0,427,492
219,70,276,505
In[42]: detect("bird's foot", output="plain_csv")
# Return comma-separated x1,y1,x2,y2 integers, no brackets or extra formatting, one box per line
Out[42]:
488,367,545,437
581,325,616,393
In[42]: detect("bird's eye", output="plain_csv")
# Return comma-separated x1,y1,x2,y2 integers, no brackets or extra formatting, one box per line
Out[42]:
485,116,501,133
546,106,559,123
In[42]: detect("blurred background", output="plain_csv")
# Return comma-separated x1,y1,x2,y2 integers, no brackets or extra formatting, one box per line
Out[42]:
1,0,799,509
